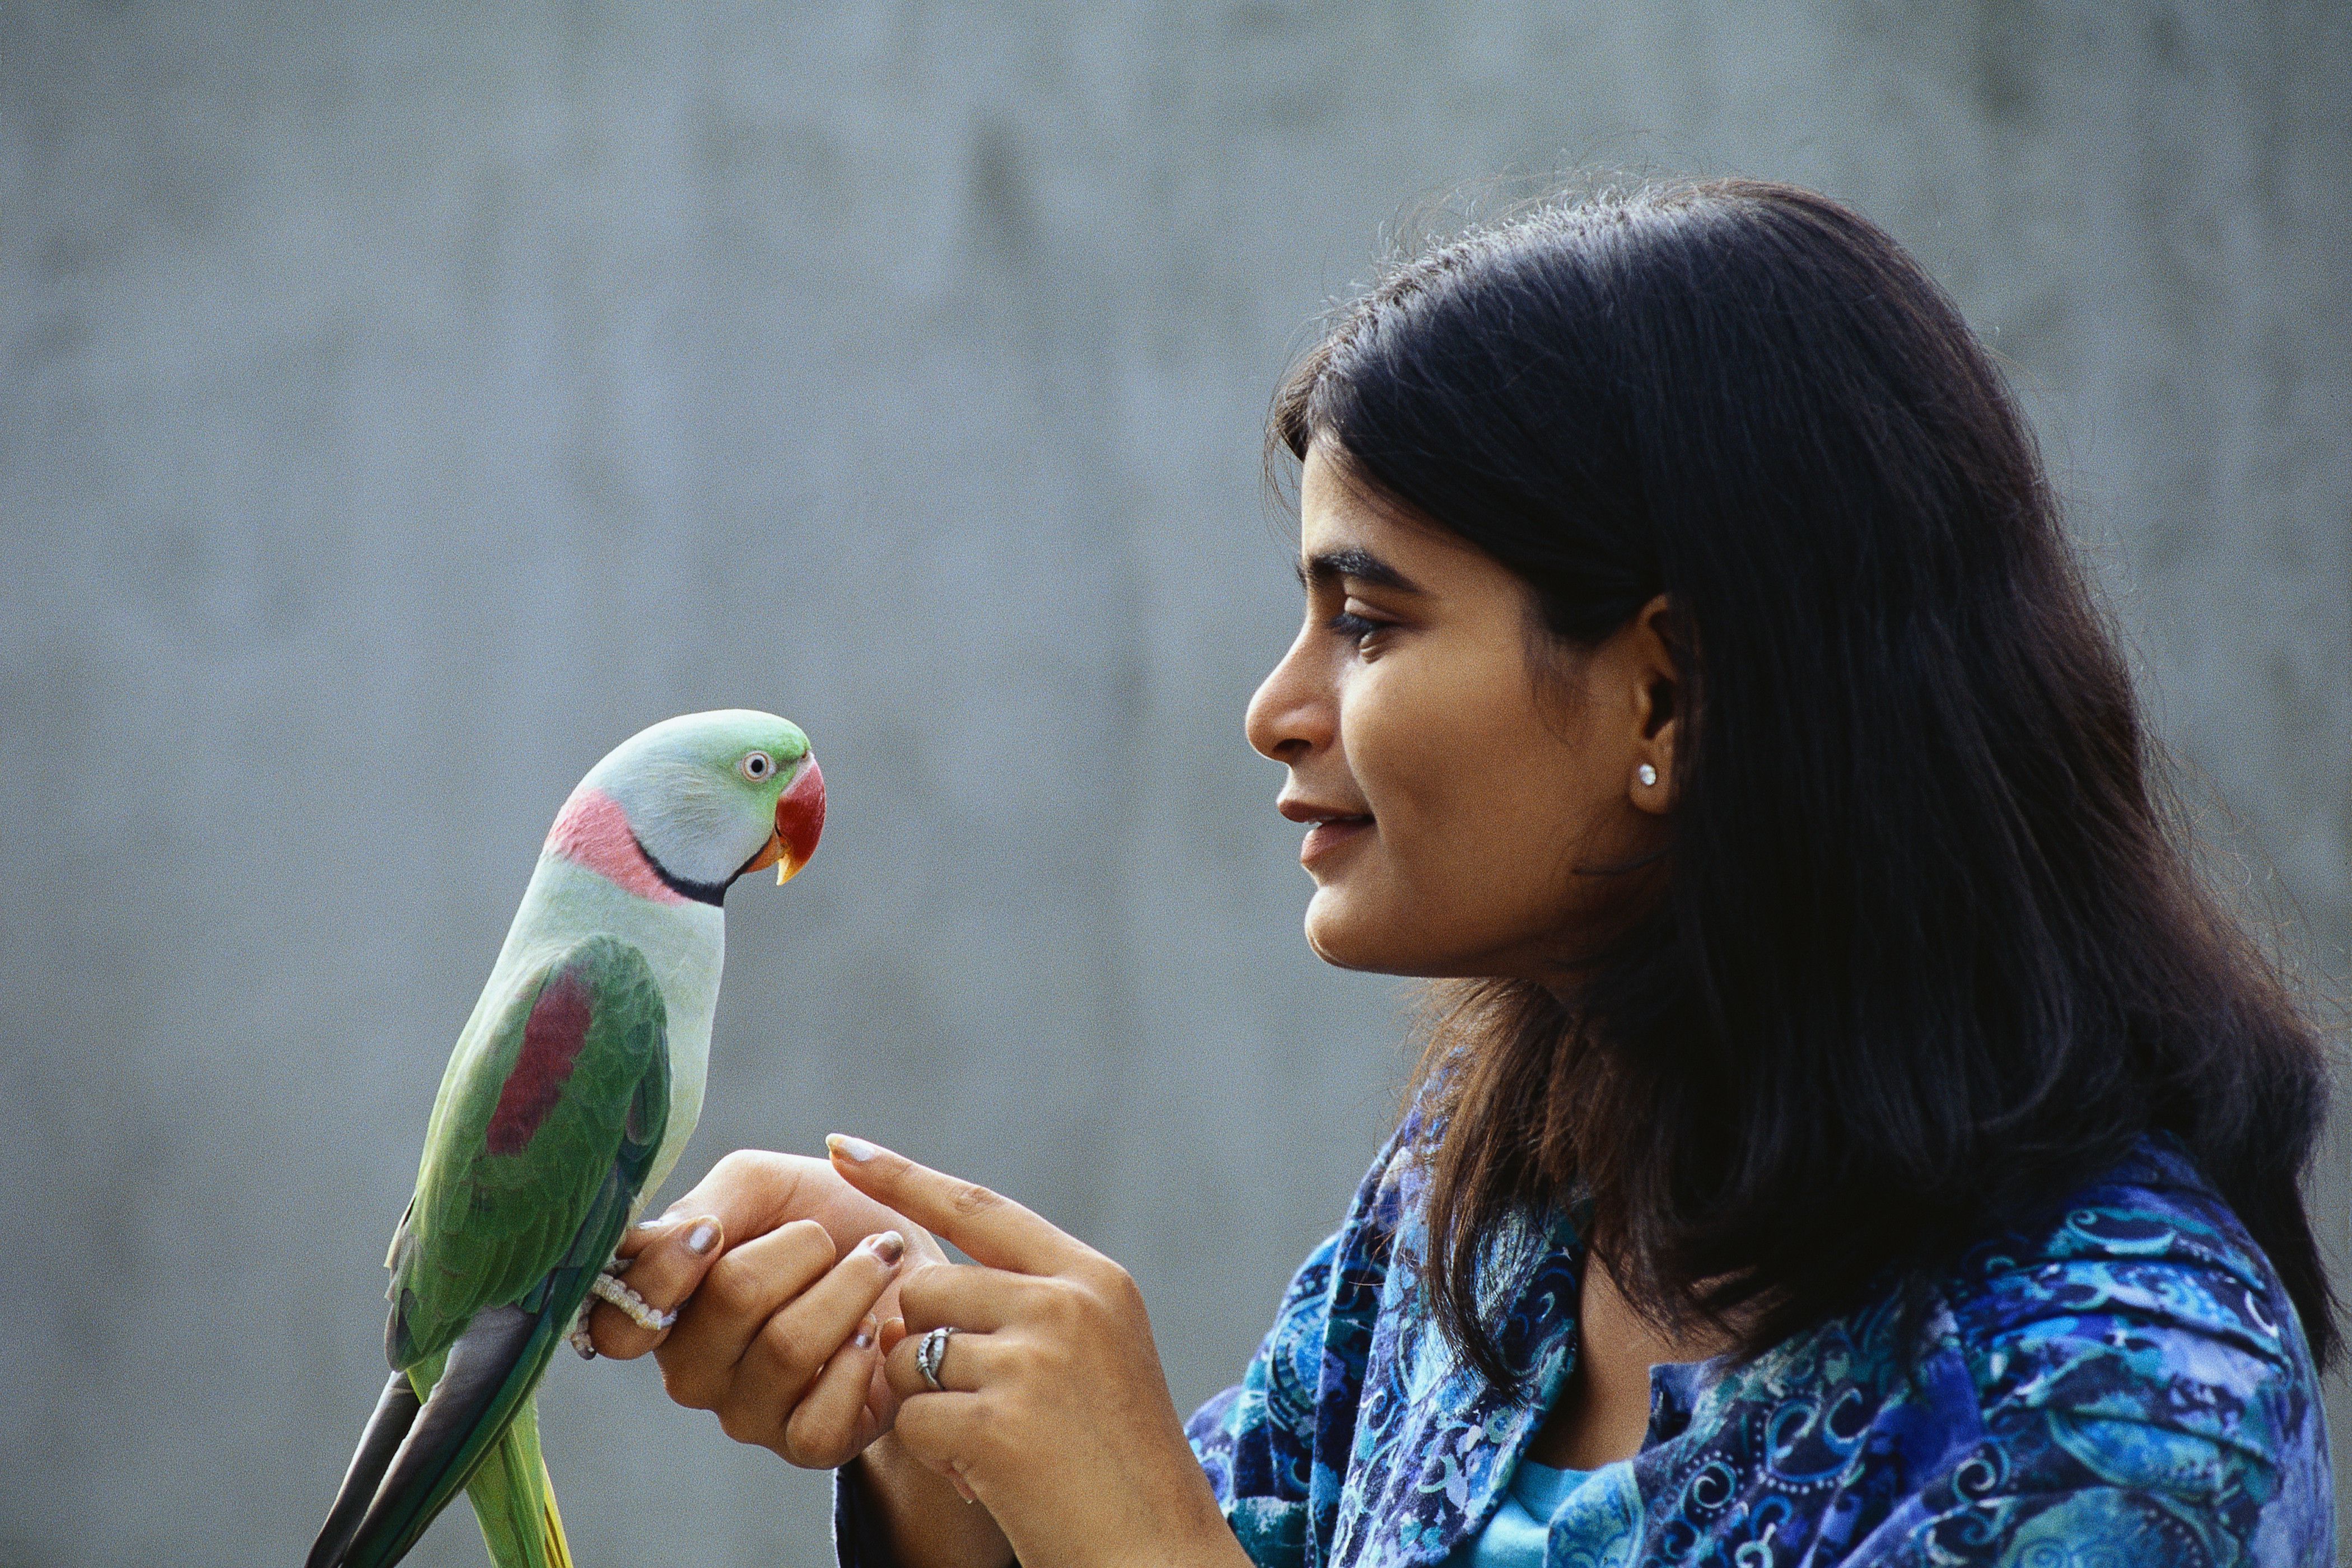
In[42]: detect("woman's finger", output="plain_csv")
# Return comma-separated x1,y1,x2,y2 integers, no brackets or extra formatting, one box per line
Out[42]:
652,1149,935,1264
587,1211,725,1359
894,1259,1044,1335
866,1318,910,1429
781,1314,885,1467
659,1151,836,1248
827,1136,1089,1276
656,1219,834,1408
890,1387,995,1492
731,1231,908,1412
884,1322,998,1399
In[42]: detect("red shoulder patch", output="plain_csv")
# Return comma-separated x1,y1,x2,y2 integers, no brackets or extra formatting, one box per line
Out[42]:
486,967,594,1155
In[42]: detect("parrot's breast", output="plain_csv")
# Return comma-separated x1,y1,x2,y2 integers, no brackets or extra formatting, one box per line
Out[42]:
473,852,726,1202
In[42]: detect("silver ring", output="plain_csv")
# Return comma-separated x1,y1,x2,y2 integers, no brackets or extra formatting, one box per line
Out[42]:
916,1324,956,1392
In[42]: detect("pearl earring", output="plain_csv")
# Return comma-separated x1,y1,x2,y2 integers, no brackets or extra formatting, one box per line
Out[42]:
1637,763,1659,787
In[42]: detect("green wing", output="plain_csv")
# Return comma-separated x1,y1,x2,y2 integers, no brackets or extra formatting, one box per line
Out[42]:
307,935,669,1568
388,932,670,1368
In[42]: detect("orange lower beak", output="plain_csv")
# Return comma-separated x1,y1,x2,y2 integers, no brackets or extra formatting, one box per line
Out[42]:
745,833,786,879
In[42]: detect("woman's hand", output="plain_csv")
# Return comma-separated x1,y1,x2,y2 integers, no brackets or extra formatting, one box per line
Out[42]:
583,1150,949,1467
828,1135,1253,1568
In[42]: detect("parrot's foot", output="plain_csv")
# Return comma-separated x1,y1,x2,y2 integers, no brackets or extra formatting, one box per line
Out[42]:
566,1256,675,1357
587,1258,678,1334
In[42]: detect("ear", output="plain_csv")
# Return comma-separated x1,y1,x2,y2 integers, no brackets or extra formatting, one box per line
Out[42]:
1624,594,1679,817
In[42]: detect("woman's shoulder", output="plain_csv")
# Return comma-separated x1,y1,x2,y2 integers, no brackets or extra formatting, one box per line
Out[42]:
1913,1133,2330,1553
1939,1133,2316,1393
1646,1137,2333,1564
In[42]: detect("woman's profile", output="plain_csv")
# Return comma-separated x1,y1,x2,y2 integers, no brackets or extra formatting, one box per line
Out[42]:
582,179,2337,1566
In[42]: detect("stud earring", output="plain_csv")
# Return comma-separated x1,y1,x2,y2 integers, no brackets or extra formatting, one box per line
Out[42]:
1637,763,1659,787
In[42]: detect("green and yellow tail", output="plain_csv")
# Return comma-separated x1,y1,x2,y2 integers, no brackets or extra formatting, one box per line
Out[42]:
465,1401,575,1568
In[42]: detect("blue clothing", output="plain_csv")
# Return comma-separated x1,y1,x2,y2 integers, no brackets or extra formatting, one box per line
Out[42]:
1183,1109,2332,1567
1448,1460,1632,1568
834,1108,2331,1566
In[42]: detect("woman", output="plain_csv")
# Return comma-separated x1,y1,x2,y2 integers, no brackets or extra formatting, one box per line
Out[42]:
585,180,2336,1565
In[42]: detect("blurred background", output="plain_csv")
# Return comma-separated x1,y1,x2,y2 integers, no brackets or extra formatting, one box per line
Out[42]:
3,3,2346,1564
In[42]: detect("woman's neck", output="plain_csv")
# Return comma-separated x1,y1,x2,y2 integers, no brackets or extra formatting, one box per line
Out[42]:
1525,1253,1737,1469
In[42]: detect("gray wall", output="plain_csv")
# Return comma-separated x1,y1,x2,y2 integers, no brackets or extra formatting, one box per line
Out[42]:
3,3,2345,1564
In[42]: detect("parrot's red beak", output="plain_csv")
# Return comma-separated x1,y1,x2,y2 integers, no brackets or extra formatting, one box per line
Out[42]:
767,755,825,885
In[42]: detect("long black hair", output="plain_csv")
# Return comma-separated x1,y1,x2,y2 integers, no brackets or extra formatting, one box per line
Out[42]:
1272,179,2336,1380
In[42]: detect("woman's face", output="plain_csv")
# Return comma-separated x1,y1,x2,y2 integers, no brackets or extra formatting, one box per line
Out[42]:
1245,442,1675,979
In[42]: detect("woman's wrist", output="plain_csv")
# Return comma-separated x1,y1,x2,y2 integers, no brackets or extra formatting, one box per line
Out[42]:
851,1430,1014,1568
1103,1461,1256,1568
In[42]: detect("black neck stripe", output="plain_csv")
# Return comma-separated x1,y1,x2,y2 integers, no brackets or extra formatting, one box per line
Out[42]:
631,832,729,907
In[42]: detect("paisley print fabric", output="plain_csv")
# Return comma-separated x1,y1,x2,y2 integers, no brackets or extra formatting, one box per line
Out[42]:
1184,1112,2332,1567
833,1112,2329,1567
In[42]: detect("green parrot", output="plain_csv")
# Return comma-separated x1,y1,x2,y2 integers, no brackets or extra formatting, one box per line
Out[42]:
307,709,826,1568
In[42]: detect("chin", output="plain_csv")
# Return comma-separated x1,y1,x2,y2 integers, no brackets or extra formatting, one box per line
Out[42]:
1304,889,1532,979
1304,892,1429,976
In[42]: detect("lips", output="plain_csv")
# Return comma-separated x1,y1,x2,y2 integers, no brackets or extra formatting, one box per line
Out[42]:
1279,796,1373,868
1299,814,1373,865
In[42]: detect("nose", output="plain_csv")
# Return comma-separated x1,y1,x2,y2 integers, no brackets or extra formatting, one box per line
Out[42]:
1245,623,1333,764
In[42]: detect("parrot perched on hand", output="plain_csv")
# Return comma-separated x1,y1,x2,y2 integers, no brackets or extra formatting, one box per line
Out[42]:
307,710,826,1568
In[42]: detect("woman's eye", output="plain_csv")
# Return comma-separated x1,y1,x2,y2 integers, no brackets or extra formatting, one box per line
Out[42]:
739,752,773,781
1328,610,1389,646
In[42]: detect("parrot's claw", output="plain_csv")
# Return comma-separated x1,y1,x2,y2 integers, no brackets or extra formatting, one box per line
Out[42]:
567,1256,672,1355
589,1266,678,1333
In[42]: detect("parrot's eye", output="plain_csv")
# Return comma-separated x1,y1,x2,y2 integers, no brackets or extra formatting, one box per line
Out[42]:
739,751,774,781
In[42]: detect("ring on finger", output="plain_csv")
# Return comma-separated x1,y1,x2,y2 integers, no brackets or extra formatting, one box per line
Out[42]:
917,1324,956,1392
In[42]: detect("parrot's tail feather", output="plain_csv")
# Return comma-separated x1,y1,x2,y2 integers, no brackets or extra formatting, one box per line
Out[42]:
335,1305,548,1568
307,1372,423,1568
543,1486,575,1568
321,1119,654,1565
464,1401,576,1568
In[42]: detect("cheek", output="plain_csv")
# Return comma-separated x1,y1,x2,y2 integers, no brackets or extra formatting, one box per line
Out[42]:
1346,659,1547,859
1337,666,1427,815
1322,659,1600,966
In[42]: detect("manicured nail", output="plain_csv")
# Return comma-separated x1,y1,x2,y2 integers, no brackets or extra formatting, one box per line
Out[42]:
684,1219,721,1255
828,1134,881,1163
852,1326,875,1350
864,1229,905,1266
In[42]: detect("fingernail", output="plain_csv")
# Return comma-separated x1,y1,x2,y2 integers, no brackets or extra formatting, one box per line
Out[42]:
685,1218,721,1255
828,1134,881,1163
852,1326,875,1350
864,1229,905,1266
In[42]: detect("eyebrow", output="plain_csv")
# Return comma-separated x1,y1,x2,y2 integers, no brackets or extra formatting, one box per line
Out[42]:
1296,547,1425,595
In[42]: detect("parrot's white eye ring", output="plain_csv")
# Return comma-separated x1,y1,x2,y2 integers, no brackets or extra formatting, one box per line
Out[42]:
739,751,774,782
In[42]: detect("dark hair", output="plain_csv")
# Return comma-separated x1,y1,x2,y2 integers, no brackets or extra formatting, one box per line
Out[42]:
1272,179,2336,1382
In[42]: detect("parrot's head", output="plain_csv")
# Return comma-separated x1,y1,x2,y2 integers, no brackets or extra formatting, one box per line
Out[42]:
553,708,826,905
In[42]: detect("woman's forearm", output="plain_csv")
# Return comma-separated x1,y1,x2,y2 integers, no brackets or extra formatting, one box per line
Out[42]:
853,1431,1015,1568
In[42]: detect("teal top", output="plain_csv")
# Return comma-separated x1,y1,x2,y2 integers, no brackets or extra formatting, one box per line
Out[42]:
1445,1458,1639,1568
